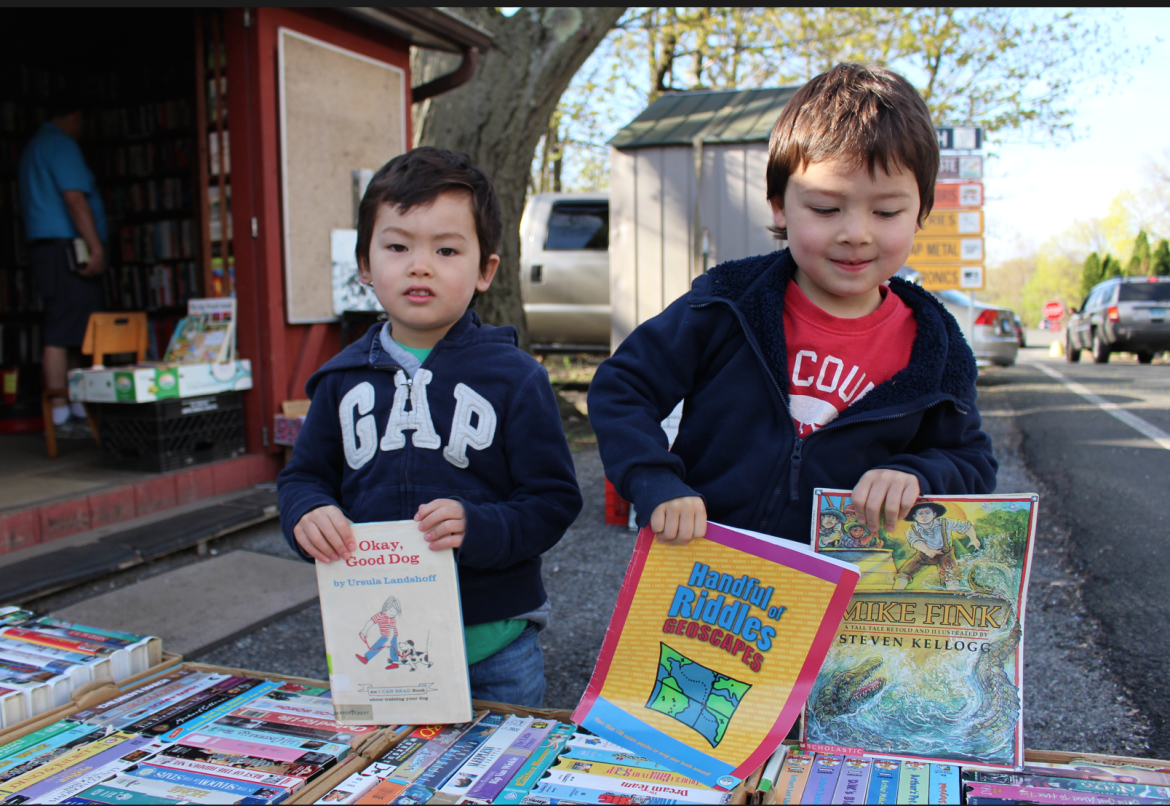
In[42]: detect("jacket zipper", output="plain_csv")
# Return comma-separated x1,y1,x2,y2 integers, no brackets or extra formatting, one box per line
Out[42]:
375,364,410,493
692,298,967,526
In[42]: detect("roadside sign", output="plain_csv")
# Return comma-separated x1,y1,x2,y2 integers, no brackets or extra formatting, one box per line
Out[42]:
934,183,983,208
908,236,983,264
915,265,985,291
938,155,982,181
1043,300,1065,321
935,126,983,150
920,210,983,236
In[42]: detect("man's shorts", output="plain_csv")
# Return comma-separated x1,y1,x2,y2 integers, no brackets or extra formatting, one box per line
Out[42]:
29,240,106,348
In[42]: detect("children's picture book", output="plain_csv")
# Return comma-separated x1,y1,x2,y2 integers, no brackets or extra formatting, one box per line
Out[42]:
163,298,237,365
803,489,1038,770
572,522,859,790
315,520,470,726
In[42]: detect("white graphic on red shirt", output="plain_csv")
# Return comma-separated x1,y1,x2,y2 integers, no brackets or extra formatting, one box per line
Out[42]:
790,350,874,438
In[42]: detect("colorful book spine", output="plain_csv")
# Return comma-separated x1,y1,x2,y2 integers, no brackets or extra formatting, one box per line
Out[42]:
539,769,732,804
359,775,411,804
494,724,575,804
929,763,960,804
21,736,160,804
0,723,104,779
962,781,1159,805
75,781,183,804
966,771,1170,802
192,722,349,759
388,719,483,783
439,714,532,796
548,758,713,788
312,761,399,804
142,754,305,791
831,756,871,804
159,743,330,779
238,696,336,719
413,713,504,789
865,758,901,804
159,679,283,743
464,719,559,802
0,719,78,761
0,732,138,796
178,731,330,764
124,763,293,803
801,753,844,804
897,760,931,804
71,669,200,725
525,780,686,804
229,706,378,737
214,714,360,745
776,749,815,804
124,676,254,733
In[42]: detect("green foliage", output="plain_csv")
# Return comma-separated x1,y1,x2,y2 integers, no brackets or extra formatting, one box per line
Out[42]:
1154,239,1170,277
1082,252,1103,299
977,509,1031,562
1102,254,1123,280
1127,230,1151,277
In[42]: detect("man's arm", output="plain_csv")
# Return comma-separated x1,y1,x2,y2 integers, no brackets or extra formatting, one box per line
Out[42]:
61,190,104,277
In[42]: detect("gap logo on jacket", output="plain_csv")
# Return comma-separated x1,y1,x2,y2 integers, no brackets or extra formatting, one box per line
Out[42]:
340,369,496,471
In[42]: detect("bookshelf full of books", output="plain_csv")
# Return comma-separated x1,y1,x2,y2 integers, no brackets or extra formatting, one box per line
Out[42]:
199,11,235,302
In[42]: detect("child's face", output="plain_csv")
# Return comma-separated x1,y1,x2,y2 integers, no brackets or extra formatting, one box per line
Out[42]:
360,191,500,349
914,507,936,525
821,514,840,529
771,157,919,318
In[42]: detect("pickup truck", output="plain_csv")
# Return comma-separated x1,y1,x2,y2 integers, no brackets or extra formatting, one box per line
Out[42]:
1066,276,1170,364
519,192,610,349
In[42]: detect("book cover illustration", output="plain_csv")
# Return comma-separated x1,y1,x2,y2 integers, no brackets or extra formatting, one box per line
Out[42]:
163,298,237,365
315,520,471,726
803,489,1038,770
572,522,859,790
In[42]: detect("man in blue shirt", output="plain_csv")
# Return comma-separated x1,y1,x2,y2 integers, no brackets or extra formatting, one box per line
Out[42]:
18,93,107,433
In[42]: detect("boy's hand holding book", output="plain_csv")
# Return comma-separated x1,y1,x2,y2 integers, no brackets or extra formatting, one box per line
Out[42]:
649,495,707,545
415,498,466,551
294,505,357,563
850,468,920,532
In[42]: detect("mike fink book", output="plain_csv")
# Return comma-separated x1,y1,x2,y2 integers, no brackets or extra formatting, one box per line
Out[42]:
572,522,859,790
803,489,1038,770
315,520,471,726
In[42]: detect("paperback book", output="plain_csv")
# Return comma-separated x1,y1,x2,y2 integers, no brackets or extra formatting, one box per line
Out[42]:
572,522,859,790
803,490,1038,770
315,521,471,725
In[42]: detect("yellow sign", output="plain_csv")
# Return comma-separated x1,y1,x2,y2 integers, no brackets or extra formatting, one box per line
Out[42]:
919,210,982,236
908,236,983,264
914,265,985,291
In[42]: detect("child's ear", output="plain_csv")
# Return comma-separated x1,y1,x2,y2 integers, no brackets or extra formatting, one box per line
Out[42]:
769,197,787,233
477,253,501,293
358,255,372,285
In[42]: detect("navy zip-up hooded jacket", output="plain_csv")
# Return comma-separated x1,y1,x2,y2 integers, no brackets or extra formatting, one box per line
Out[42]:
278,310,583,625
588,249,997,542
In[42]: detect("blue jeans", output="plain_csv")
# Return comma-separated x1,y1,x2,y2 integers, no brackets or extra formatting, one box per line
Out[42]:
362,635,398,664
467,622,545,707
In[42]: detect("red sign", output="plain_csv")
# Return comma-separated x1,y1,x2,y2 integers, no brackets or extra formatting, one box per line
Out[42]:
934,183,983,208
1043,301,1065,320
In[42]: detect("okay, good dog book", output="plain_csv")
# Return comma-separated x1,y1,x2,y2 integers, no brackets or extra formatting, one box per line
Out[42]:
571,522,858,790
315,520,471,725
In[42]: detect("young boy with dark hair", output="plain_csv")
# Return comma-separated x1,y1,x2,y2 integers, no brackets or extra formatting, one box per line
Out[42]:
278,147,582,706
589,63,996,546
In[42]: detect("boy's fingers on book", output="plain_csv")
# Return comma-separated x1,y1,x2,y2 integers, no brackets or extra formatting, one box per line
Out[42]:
322,507,356,553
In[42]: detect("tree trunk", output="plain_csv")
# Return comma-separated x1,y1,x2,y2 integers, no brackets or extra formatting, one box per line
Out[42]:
412,7,626,351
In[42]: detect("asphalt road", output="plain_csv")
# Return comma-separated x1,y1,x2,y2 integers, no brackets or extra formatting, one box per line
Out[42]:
976,345,1170,758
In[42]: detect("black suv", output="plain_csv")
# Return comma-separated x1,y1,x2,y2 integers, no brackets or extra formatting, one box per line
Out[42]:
1066,276,1170,364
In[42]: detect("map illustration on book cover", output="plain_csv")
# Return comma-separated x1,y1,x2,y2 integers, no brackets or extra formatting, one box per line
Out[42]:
572,522,859,790
803,489,1038,770
316,521,471,726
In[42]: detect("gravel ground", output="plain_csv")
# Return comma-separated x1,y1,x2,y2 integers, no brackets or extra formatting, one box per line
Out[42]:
25,362,1152,754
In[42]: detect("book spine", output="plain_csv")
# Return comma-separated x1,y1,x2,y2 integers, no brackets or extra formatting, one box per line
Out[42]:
830,757,870,804
866,760,901,804
193,722,349,759
214,714,358,745
227,705,377,737
897,760,931,804
0,724,103,779
140,754,305,792
312,764,398,804
930,763,960,805
539,769,731,804
158,679,283,744
159,743,330,779
0,718,78,760
124,763,293,802
800,754,843,804
495,725,575,804
12,735,157,804
76,780,184,805
232,697,337,720
527,780,684,805
465,720,559,802
549,758,713,788
94,673,226,728
966,772,1170,802
124,676,252,733
0,732,137,796
776,751,815,804
413,714,505,789
177,731,327,764
561,744,672,770
963,781,1155,806
439,715,532,796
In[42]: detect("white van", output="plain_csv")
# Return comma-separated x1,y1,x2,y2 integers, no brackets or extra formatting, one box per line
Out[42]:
519,193,610,348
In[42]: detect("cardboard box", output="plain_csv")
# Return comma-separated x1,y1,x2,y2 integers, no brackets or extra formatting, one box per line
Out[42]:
68,360,253,403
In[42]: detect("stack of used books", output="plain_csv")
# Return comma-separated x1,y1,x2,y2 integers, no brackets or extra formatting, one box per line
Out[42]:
0,666,389,804
0,607,162,727
315,712,738,805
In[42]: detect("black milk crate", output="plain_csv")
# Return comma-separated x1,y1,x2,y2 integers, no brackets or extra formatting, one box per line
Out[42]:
91,391,246,472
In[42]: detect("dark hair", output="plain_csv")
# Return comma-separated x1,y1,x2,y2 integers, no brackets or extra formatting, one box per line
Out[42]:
766,63,938,239
46,91,83,120
356,146,502,274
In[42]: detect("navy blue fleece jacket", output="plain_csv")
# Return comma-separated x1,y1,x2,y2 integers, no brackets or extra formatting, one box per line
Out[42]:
278,311,583,625
588,249,997,542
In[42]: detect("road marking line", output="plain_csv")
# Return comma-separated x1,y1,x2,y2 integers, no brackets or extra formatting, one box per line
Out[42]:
1028,362,1170,452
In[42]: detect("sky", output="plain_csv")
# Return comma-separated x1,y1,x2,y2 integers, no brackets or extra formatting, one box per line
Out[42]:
983,7,1170,263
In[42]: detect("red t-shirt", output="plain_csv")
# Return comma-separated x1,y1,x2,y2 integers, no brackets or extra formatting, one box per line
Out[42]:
784,282,917,439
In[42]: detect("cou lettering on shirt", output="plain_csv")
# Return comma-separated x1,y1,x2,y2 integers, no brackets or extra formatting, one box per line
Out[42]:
338,369,497,470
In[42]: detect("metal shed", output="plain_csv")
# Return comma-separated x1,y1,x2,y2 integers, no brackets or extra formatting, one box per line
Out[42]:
608,86,798,347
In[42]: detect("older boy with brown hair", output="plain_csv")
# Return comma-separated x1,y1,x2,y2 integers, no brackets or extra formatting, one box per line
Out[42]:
589,63,996,545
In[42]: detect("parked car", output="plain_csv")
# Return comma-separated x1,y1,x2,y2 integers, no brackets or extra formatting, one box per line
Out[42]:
1066,276,1170,364
1013,315,1026,348
519,193,610,348
930,289,1019,366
